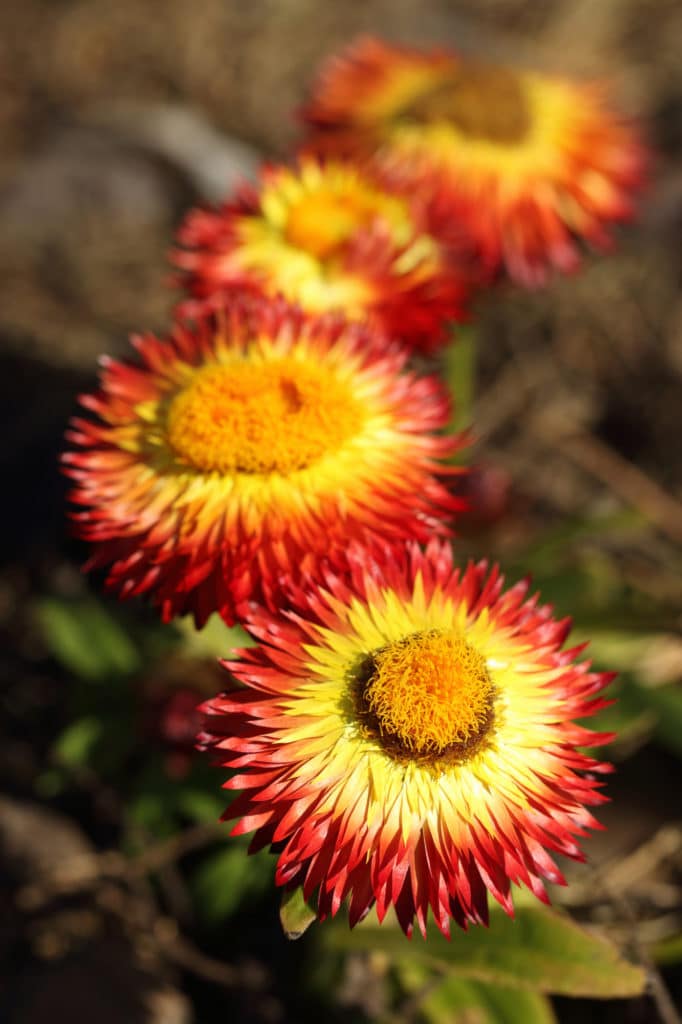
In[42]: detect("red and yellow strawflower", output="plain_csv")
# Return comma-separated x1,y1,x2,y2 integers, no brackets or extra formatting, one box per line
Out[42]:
302,37,647,285
62,302,466,626
200,539,614,938
174,158,472,353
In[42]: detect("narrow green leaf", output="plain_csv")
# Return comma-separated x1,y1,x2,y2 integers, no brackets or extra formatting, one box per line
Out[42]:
191,843,272,924
576,676,657,757
443,323,476,443
396,960,557,1023
582,696,655,756
127,791,176,839
586,672,682,760
518,511,643,574
420,976,557,1024
574,629,676,676
33,769,66,798
634,683,682,758
652,932,682,966
280,886,316,940
174,612,253,659
466,982,557,1024
177,787,226,823
55,716,105,766
324,906,646,998
36,597,140,680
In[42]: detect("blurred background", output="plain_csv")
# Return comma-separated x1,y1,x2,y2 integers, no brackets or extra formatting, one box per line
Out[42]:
1,1,681,1021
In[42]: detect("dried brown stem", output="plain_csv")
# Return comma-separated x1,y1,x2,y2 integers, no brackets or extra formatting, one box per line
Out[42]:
582,828,682,1024
126,822,225,877
158,929,239,987
558,432,682,546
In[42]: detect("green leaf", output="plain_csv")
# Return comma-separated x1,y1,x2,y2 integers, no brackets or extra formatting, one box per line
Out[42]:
634,683,682,758
176,787,226,823
570,628,682,757
127,760,180,837
518,511,643,575
127,791,176,839
582,694,655,757
33,769,66,797
127,760,225,837
324,906,646,998
419,976,557,1024
574,629,677,677
35,597,141,680
396,960,557,1023
464,982,557,1024
53,706,133,777
576,675,656,758
191,843,272,924
443,323,476,444
587,672,682,760
54,716,105,766
280,886,316,940
652,932,682,966
174,612,253,659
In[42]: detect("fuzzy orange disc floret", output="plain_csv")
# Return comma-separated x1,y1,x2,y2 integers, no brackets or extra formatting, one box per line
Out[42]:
284,188,381,260
167,359,364,475
200,540,616,938
62,303,468,626
366,629,493,755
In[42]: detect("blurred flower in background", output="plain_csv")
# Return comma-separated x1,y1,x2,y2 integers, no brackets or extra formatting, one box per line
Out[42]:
140,656,224,779
302,37,647,285
174,157,473,353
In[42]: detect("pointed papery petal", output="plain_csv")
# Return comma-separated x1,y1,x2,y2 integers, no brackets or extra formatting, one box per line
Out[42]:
202,541,615,937
63,300,465,625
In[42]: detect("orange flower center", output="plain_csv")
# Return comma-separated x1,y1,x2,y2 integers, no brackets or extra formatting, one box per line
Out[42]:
284,189,379,260
364,629,494,757
404,64,531,144
166,358,364,475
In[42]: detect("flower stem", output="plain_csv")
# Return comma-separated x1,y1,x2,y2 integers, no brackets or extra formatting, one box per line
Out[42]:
443,323,476,459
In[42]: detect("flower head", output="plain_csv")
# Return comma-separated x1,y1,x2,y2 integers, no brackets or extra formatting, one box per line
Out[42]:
174,158,471,353
302,37,647,285
62,303,465,625
200,540,614,937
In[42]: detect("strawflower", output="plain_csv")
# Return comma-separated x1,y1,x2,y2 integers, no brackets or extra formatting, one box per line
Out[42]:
62,302,465,625
174,158,472,353
302,37,647,285
200,539,614,938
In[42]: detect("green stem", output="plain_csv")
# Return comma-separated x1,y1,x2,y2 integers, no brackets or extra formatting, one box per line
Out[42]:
442,322,476,460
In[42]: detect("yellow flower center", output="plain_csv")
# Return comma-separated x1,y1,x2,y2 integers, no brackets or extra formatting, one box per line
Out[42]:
363,629,494,757
404,64,531,144
166,358,364,475
284,189,381,260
